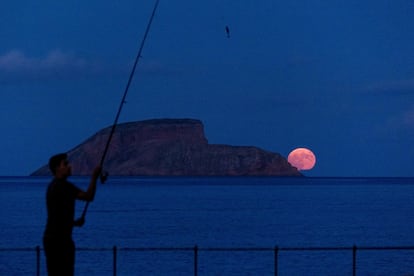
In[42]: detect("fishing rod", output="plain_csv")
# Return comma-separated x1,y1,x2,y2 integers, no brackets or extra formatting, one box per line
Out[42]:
81,0,160,219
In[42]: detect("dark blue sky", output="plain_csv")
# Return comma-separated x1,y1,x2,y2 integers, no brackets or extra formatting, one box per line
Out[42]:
1,0,413,176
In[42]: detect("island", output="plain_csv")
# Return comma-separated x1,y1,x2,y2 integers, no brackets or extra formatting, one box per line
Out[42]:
31,119,301,176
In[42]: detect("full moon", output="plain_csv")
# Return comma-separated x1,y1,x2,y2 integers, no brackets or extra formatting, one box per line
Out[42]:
288,148,316,170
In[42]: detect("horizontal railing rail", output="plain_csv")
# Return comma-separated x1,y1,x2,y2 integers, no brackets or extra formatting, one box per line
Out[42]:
1,245,414,276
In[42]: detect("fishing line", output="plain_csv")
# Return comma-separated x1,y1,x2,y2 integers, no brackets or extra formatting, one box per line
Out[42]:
81,0,160,219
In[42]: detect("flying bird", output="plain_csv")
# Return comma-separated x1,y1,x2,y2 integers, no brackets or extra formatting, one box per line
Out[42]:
225,25,230,38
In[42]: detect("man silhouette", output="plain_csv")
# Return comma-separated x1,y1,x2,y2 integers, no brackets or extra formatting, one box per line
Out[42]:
43,153,101,276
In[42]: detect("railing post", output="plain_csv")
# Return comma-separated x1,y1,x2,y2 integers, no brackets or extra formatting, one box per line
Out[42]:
194,245,198,276
274,246,279,276
36,245,40,276
113,246,117,276
353,245,357,276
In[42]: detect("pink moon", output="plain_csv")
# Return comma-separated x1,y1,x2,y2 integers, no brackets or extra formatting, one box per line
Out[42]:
287,148,316,170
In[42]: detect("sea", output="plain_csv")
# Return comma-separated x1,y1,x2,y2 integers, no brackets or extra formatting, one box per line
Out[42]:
1,176,414,275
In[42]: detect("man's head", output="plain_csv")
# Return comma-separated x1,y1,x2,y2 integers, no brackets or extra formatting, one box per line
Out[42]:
49,153,72,178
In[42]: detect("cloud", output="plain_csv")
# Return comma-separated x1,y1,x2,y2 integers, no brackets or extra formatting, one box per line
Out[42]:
1,49,86,71
0,49,101,82
365,79,414,95
365,80,414,130
381,105,414,134
0,49,172,83
403,106,414,127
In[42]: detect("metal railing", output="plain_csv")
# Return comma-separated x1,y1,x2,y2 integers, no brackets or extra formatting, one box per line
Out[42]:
1,245,414,275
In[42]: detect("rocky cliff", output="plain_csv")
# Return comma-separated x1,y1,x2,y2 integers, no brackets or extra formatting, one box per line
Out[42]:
31,119,301,176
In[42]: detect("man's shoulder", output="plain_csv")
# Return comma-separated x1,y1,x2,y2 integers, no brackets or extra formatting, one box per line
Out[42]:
48,178,79,191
